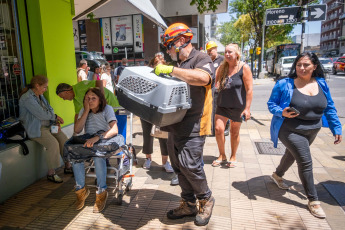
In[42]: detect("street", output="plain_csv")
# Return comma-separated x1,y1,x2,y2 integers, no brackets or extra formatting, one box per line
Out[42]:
251,75,345,125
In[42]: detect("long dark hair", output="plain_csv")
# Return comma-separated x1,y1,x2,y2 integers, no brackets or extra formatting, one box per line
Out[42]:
20,75,48,98
288,52,325,79
84,87,107,113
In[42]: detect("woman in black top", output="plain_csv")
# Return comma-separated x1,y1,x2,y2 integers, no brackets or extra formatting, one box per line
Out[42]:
212,44,253,168
267,53,342,218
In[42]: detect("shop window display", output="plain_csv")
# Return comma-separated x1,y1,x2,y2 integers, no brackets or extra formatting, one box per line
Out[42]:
0,0,24,121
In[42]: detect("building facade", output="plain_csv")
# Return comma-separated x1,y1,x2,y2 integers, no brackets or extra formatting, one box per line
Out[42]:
320,0,344,56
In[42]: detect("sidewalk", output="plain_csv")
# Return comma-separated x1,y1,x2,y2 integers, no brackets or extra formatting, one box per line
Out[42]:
1,80,344,229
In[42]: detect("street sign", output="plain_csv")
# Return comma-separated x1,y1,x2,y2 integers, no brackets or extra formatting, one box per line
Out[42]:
308,4,327,21
266,6,301,25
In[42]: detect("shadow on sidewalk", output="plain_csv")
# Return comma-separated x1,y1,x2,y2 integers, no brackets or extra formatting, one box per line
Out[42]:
102,188,186,228
232,175,307,209
332,155,345,161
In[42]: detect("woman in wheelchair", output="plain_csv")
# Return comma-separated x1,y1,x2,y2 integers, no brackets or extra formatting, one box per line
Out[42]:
66,87,124,213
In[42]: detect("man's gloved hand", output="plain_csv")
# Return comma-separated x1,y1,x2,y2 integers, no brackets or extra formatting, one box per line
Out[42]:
154,64,174,76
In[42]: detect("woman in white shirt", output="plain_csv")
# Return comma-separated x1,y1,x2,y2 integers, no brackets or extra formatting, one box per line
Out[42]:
100,63,114,93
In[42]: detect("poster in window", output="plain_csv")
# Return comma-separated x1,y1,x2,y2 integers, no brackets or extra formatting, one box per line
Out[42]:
73,21,80,50
78,20,87,51
0,35,6,50
111,16,133,46
133,15,143,53
101,18,112,54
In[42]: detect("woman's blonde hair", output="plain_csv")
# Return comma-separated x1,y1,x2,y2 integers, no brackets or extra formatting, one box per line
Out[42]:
217,43,241,90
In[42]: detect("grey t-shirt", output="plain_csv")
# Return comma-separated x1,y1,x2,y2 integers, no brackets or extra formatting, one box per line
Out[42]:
78,105,117,134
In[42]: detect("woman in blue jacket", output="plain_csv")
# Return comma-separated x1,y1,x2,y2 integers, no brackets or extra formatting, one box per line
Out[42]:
267,52,342,219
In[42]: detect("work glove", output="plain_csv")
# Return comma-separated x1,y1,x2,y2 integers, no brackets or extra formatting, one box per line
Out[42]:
154,64,174,76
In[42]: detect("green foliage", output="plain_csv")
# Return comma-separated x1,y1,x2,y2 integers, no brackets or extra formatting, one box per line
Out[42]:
190,0,223,14
217,18,241,45
229,0,300,49
86,12,98,23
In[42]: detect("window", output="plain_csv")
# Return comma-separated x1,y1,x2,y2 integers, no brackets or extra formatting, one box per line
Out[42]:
0,0,25,121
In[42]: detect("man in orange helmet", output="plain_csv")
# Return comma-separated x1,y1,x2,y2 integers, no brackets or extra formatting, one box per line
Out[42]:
154,23,215,226
205,41,229,137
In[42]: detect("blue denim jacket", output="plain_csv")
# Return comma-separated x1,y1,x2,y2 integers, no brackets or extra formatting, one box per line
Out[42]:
19,89,56,138
267,77,342,148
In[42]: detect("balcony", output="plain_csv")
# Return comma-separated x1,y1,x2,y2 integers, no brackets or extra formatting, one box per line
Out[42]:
321,25,340,32
339,36,345,41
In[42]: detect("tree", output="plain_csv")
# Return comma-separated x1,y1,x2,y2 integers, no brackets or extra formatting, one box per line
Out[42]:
190,0,224,14
230,0,300,72
217,19,241,46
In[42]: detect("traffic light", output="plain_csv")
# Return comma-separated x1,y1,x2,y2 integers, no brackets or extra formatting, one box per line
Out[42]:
249,48,253,54
256,47,261,55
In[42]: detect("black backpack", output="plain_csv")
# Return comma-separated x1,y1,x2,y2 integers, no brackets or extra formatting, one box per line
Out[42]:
0,119,29,155
117,65,125,77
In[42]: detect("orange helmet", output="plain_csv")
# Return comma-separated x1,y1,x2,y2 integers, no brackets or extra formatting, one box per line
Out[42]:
161,23,193,48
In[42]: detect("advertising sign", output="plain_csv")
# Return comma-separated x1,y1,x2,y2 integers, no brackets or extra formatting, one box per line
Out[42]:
133,15,144,53
101,18,112,54
111,16,133,46
72,21,79,50
78,20,87,51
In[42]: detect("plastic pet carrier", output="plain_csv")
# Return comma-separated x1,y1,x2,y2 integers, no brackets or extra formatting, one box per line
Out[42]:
115,66,191,127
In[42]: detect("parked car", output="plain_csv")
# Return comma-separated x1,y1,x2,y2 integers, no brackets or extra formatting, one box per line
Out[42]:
319,58,333,73
332,56,345,75
275,56,296,76
75,51,107,67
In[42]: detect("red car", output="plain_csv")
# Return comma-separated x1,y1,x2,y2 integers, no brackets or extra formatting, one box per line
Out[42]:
332,56,345,74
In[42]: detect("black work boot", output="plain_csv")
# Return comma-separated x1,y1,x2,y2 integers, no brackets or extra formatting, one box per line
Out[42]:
167,199,198,219
195,196,215,226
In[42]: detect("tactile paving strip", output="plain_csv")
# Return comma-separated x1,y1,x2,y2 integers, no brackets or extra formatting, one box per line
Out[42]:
322,183,345,212
254,141,286,155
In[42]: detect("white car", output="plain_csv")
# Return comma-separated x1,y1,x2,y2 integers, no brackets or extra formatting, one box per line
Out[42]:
275,56,296,76
319,58,333,73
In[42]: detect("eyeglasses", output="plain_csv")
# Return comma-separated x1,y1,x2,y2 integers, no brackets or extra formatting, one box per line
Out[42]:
166,38,180,50
56,89,72,95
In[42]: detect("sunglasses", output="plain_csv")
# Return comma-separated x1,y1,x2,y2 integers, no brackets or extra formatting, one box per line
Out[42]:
166,38,180,50
56,89,72,95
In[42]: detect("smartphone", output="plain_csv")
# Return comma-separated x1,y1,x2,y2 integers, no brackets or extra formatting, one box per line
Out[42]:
287,107,300,115
241,114,246,121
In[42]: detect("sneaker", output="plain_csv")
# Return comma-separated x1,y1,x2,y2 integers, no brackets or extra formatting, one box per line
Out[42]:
93,190,108,213
170,174,179,186
75,187,90,210
271,172,290,190
308,201,326,218
143,158,151,169
195,196,215,226
167,199,198,219
47,174,63,183
164,161,174,173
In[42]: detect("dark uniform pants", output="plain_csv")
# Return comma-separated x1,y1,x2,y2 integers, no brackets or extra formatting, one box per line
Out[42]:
167,133,212,202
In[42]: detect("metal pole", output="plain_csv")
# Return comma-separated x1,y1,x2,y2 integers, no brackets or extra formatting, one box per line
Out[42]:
260,12,266,74
301,4,308,53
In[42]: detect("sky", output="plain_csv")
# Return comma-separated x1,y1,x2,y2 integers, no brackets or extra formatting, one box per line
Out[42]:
216,12,322,36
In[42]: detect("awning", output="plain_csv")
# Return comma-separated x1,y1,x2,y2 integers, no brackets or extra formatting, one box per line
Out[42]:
73,0,167,29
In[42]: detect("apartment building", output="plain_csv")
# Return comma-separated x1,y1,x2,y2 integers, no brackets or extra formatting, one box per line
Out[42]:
320,0,344,56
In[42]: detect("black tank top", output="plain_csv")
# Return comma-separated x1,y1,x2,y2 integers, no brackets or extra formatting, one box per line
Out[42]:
284,84,327,129
217,65,246,109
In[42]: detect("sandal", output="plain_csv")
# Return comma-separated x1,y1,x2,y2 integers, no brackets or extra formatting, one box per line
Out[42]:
226,161,237,168
64,167,73,174
47,174,63,183
211,159,227,167
308,201,326,218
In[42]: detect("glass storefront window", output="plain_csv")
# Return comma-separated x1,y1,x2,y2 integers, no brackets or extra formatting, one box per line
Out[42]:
0,0,24,121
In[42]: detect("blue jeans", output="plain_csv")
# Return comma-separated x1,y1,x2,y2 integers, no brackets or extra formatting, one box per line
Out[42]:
73,157,107,194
